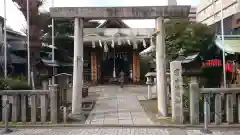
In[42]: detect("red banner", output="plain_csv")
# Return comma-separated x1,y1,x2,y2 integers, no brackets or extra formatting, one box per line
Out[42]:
201,59,233,72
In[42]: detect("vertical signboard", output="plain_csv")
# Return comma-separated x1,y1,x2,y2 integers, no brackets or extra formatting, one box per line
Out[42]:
170,61,184,124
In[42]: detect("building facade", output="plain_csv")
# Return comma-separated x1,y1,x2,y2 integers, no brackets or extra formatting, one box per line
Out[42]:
197,0,240,34
197,0,240,25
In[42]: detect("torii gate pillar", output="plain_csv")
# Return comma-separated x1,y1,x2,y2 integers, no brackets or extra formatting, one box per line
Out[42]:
155,17,168,117
71,18,84,118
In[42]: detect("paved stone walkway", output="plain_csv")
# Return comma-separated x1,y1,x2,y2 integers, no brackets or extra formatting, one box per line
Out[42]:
2,127,240,135
85,85,152,125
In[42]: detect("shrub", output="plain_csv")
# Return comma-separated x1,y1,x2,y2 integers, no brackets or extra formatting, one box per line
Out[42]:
0,78,32,90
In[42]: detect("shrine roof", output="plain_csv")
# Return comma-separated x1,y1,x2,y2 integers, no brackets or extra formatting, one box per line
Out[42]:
97,19,129,28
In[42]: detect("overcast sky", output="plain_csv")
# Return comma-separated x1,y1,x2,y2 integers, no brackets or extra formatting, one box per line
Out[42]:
0,0,199,34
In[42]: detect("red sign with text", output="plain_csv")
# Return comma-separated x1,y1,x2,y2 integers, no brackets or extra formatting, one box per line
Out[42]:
201,59,232,72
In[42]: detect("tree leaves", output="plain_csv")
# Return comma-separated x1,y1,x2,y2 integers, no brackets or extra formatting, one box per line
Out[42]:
165,20,215,60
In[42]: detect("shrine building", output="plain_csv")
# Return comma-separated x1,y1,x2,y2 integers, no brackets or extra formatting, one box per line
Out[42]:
78,19,154,84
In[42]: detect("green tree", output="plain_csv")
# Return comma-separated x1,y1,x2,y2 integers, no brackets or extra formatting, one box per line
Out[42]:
164,19,216,60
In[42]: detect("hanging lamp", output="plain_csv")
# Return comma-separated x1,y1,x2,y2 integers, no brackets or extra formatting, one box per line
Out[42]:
92,40,96,48
103,41,108,52
99,40,102,47
127,39,131,45
111,40,115,48
142,39,147,48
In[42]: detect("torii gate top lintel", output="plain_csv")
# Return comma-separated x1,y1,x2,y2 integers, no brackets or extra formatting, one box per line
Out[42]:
49,6,190,19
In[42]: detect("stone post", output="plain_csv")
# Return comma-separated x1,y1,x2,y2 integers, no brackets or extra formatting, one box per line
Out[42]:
71,18,84,120
155,17,168,117
2,95,8,123
146,76,152,99
50,84,58,123
31,95,37,123
189,76,199,124
226,94,234,124
11,95,18,122
40,94,48,123
21,95,27,123
215,94,222,124
170,61,184,124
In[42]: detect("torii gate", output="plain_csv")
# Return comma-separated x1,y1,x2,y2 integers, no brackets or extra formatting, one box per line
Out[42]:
49,6,190,119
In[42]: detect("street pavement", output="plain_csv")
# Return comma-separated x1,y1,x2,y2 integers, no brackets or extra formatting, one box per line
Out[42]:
1,127,240,135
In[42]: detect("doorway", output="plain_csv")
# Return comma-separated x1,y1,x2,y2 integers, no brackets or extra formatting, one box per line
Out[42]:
101,51,131,84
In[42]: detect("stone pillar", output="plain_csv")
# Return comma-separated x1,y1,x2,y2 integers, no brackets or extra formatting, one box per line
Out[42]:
170,61,184,123
155,17,168,117
31,94,37,123
215,94,222,124
226,94,234,123
50,84,58,123
2,95,8,123
11,95,18,122
40,94,48,123
71,18,84,119
189,77,199,125
21,95,27,123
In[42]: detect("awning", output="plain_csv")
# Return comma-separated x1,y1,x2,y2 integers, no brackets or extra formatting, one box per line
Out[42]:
215,35,240,54
139,45,155,56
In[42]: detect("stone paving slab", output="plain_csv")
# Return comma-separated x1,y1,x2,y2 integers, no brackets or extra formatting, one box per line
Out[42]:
86,86,152,125
137,96,148,101
2,127,240,135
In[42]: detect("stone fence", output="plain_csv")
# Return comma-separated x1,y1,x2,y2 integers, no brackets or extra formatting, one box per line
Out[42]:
0,84,59,124
189,80,240,125
170,61,240,125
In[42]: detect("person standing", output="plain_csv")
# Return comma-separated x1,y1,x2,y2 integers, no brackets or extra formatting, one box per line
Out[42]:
119,70,124,88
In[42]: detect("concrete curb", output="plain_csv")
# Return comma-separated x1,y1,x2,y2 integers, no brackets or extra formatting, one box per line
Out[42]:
3,124,240,129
